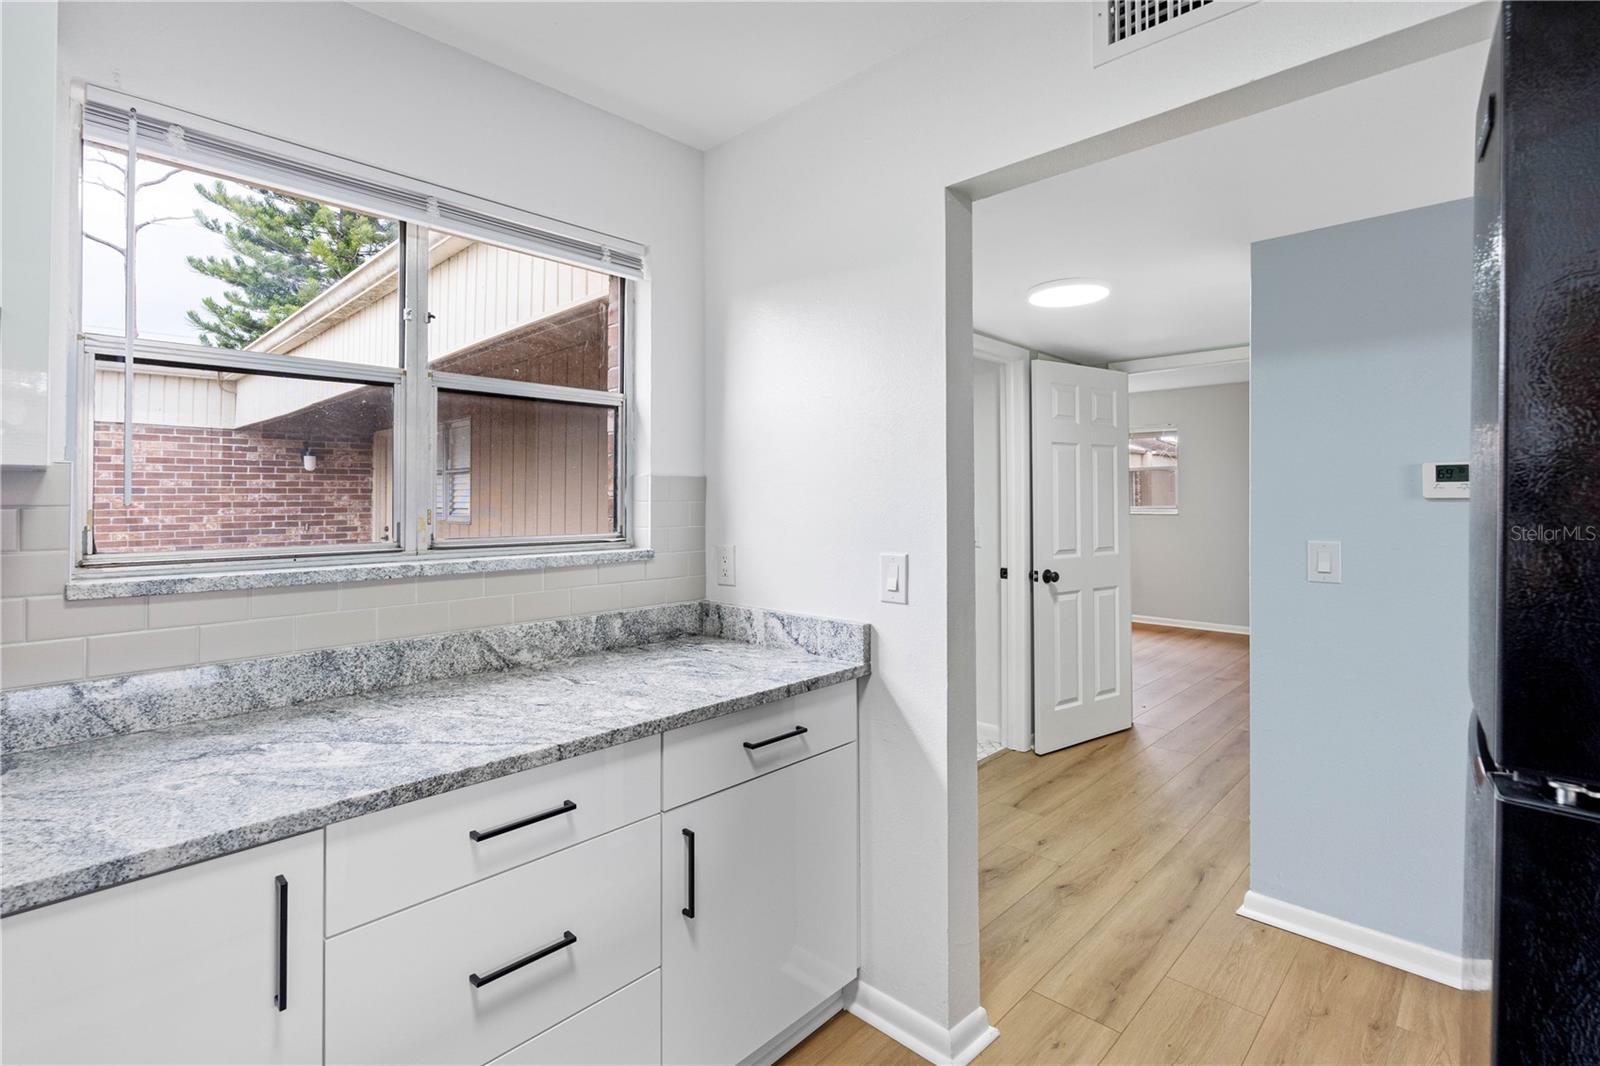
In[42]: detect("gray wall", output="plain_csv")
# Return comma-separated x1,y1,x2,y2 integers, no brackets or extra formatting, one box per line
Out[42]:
1250,200,1473,954
1130,383,1249,629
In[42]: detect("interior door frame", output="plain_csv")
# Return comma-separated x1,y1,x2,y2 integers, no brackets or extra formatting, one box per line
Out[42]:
973,333,1033,752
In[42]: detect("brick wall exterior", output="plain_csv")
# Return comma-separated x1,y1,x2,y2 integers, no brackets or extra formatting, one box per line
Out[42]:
93,423,375,554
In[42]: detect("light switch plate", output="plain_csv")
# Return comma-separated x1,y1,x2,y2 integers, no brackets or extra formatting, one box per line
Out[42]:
881,552,908,604
716,546,736,587
1307,540,1341,584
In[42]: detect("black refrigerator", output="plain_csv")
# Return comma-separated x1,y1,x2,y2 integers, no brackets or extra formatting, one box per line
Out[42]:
1468,4,1600,1064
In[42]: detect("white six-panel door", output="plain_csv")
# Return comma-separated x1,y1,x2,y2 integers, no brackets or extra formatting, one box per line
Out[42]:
1030,361,1133,754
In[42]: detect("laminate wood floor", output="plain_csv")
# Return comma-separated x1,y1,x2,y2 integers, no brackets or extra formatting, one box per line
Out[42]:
782,626,1486,1066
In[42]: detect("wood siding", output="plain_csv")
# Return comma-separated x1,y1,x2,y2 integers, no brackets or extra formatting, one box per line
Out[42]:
432,394,615,541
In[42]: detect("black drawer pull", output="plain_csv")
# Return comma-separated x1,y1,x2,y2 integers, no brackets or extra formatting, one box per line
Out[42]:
743,725,809,751
468,799,577,842
274,874,288,1012
468,931,578,988
682,828,696,918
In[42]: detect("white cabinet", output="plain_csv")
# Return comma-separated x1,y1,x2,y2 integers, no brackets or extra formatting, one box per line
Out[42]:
490,970,661,1066
326,818,660,1066
661,743,859,1066
326,736,660,934
0,833,323,1065
2,685,861,1066
661,684,856,809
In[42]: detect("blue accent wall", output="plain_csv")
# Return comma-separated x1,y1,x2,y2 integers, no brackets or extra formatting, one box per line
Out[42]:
1250,200,1473,954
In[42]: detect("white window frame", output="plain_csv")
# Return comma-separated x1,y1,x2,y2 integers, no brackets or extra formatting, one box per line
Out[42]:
1129,426,1180,515
68,88,640,577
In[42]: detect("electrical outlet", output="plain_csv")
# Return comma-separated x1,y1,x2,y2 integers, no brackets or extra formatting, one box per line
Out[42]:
716,545,736,587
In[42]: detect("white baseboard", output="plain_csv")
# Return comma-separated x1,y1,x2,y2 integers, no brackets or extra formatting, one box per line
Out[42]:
976,720,1000,744
744,990,847,1066
1238,890,1491,991
1133,614,1250,636
847,980,999,1066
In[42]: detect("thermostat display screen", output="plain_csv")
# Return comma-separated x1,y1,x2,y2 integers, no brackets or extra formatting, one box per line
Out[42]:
1435,463,1469,483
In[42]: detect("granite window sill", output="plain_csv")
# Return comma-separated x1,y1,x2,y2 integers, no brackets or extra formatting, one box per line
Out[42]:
64,546,655,601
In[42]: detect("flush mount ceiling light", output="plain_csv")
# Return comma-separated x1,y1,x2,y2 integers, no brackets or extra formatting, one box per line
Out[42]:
1027,278,1111,308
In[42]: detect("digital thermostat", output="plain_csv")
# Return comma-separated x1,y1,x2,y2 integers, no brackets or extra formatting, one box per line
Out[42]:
1423,462,1470,499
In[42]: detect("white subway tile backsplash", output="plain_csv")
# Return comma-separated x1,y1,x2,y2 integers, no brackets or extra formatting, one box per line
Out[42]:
656,526,705,553
661,475,706,501
18,507,70,552
2,637,85,687
416,574,485,603
598,562,648,585
513,589,572,621
294,610,377,650
339,579,419,610
448,595,513,630
651,501,694,529
482,571,544,597
568,584,621,614
644,553,690,580
0,465,72,508
27,595,148,642
661,575,707,604
2,599,26,644
618,580,667,609
88,627,198,677
148,590,250,629
198,618,295,662
374,603,449,640
0,471,708,689
252,585,341,618
545,566,599,589
2,551,68,599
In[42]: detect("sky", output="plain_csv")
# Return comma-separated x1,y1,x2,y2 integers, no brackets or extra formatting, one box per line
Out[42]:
81,145,234,344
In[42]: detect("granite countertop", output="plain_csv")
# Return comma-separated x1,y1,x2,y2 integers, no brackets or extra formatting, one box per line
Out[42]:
0,604,868,917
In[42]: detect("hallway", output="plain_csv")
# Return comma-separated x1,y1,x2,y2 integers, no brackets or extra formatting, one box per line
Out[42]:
785,625,1475,1065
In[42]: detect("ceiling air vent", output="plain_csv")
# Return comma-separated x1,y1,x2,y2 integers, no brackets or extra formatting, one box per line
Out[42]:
1092,0,1256,66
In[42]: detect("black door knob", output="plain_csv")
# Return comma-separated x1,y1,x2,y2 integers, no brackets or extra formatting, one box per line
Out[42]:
1042,569,1060,584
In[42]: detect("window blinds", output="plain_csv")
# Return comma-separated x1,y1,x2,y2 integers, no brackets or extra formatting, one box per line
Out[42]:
82,89,646,280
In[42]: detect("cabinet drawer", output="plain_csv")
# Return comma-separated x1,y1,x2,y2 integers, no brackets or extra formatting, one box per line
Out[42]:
1,833,323,1066
661,684,856,809
490,970,660,1066
326,735,659,934
326,817,660,1066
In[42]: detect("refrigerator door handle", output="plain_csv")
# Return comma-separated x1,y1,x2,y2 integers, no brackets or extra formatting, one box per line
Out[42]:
1474,720,1502,785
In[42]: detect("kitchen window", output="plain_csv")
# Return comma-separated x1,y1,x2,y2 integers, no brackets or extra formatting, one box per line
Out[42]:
73,90,641,574
1129,430,1179,513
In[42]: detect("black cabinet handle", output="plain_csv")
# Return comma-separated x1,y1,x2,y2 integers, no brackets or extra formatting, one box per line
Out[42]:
468,931,578,988
274,874,288,1012
743,725,809,751
468,799,577,842
682,828,696,918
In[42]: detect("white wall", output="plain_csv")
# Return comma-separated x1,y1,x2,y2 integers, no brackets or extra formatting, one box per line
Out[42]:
0,2,706,688
1129,383,1249,630
703,0,1480,1042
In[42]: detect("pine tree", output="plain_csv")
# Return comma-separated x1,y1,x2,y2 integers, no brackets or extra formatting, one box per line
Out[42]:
185,183,395,348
